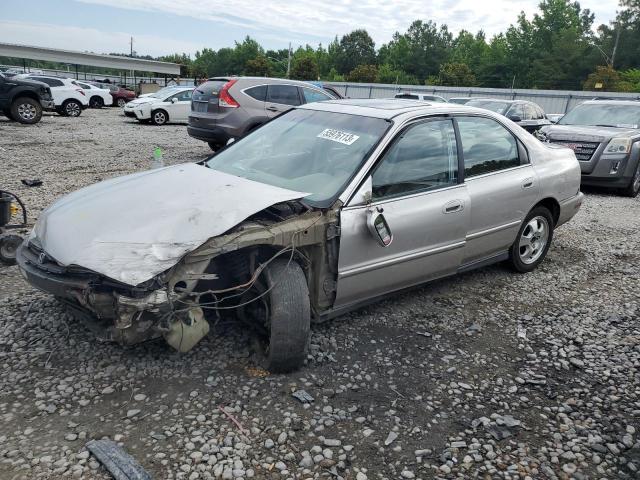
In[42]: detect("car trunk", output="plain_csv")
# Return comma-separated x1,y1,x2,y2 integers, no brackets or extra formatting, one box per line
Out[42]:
191,79,229,114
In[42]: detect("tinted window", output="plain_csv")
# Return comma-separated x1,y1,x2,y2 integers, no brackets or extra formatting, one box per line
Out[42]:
424,95,446,103
73,81,91,89
34,77,64,87
457,116,520,177
193,80,227,99
301,87,332,103
395,93,419,100
372,119,458,200
267,85,301,106
245,85,267,101
558,103,640,128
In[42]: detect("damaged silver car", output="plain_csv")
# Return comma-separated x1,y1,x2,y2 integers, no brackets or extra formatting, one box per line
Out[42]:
17,99,584,372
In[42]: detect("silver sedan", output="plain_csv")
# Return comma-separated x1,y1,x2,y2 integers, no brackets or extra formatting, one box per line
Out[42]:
17,99,583,372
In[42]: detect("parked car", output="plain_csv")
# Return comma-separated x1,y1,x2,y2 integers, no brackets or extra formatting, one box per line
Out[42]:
123,86,193,125
17,74,89,117
306,81,344,99
188,77,337,150
91,82,136,107
17,99,583,372
546,113,564,124
138,85,184,98
538,100,640,196
72,80,113,108
0,72,55,124
465,98,551,133
395,92,448,103
449,97,474,105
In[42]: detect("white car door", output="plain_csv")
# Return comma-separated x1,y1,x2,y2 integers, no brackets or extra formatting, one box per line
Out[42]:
164,90,193,123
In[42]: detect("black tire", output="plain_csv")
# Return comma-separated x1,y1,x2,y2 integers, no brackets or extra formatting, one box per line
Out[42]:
10,97,42,124
151,109,168,125
62,99,82,117
116,98,127,108
89,96,104,109
508,206,554,273
0,233,23,265
208,142,223,151
255,258,310,372
620,162,640,197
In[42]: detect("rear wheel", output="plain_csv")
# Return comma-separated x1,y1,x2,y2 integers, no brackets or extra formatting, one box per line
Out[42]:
0,233,23,265
242,258,310,372
208,141,223,151
620,162,640,197
10,97,42,124
508,207,554,273
89,96,104,108
116,98,127,108
151,110,168,125
62,99,82,117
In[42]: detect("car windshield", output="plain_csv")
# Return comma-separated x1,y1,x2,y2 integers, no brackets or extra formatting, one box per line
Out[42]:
205,108,390,205
466,100,509,114
559,103,640,128
150,87,180,98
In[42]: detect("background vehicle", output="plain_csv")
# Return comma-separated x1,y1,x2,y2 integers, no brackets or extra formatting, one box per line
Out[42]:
91,82,136,107
124,86,193,125
18,100,582,372
71,81,113,108
306,81,344,99
546,113,564,123
16,74,88,117
395,92,448,102
188,76,337,150
465,98,551,133
539,100,640,196
449,97,474,105
0,72,54,124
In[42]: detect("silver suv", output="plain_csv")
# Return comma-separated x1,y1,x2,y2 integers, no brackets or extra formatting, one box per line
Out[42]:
187,77,336,150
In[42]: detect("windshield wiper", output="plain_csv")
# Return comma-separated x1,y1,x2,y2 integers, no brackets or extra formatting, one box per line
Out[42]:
594,124,618,128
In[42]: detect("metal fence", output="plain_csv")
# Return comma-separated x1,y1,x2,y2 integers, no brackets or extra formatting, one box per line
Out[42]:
325,82,640,114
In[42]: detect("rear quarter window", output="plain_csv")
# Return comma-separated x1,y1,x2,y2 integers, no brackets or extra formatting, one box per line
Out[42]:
245,85,267,101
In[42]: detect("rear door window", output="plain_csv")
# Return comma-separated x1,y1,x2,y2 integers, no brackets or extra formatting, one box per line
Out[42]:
34,77,64,87
395,94,419,100
267,85,301,106
301,87,332,104
245,85,267,101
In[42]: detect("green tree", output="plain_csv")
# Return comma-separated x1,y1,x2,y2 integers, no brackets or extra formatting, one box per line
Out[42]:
435,62,477,86
583,65,622,90
245,55,271,76
335,30,377,74
376,64,419,84
290,56,319,80
346,64,378,82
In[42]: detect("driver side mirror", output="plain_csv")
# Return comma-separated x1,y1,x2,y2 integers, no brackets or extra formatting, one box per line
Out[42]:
171,97,179,104
367,207,393,247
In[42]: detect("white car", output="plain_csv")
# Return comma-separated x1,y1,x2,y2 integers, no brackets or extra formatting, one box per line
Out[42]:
123,87,193,125
395,92,448,103
17,74,89,117
72,80,113,109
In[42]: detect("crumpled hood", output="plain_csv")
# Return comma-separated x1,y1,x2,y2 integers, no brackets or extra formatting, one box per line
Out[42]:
541,124,640,142
32,163,306,286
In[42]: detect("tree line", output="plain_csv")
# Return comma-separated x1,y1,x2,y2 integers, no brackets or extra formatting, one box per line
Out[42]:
2,0,639,92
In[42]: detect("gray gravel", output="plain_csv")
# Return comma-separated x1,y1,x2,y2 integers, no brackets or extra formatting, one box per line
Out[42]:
1,108,639,479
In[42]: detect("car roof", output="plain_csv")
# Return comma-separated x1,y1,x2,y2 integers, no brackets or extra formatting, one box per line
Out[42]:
581,99,640,106
300,98,485,119
207,76,325,89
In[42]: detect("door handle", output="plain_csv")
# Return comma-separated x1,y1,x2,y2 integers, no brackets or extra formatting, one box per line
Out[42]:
522,178,534,189
266,105,279,112
443,200,464,214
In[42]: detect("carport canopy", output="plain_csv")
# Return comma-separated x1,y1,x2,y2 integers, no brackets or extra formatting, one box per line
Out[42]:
0,42,181,75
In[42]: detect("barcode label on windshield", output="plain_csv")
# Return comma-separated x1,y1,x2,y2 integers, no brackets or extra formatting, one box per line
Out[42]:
317,129,360,145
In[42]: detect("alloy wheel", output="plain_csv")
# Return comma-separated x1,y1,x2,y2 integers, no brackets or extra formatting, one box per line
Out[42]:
65,102,81,117
17,102,37,121
153,111,167,124
518,216,549,265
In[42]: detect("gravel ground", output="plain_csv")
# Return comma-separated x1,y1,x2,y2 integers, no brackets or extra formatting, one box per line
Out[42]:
0,108,639,480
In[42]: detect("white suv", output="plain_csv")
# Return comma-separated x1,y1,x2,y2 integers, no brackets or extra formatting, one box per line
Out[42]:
17,75,89,117
124,86,193,125
72,81,113,109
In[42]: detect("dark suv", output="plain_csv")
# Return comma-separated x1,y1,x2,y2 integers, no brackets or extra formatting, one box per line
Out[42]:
0,72,54,124
188,77,336,150
539,100,640,196
465,98,551,133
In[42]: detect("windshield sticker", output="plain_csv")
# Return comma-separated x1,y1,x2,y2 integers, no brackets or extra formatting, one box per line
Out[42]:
317,129,360,145
616,124,638,129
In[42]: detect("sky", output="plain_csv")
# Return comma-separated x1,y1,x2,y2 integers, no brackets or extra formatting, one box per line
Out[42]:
0,0,622,58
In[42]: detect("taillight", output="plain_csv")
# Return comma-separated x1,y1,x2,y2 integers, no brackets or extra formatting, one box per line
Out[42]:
218,79,239,108
76,89,86,96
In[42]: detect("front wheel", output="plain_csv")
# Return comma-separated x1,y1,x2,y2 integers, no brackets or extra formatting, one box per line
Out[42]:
508,207,554,273
620,162,640,197
62,100,82,117
116,98,127,108
151,110,168,125
11,97,42,124
0,233,23,265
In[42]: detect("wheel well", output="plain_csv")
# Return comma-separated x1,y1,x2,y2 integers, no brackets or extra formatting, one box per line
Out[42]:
11,91,39,104
534,198,560,225
152,109,169,120
63,98,80,105
90,95,102,102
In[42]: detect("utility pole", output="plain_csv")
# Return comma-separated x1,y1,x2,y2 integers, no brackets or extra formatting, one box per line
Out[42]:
286,42,291,78
611,22,621,68
130,37,134,57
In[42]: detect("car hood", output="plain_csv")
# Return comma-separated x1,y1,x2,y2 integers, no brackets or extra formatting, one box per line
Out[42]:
127,97,158,106
31,163,307,286
541,124,640,142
